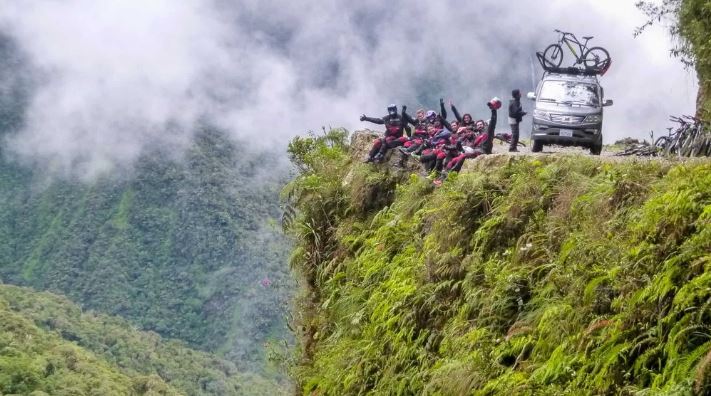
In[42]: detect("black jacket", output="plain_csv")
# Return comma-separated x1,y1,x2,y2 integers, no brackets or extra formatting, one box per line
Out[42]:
508,98,525,123
439,100,448,122
362,114,406,137
402,111,427,131
483,108,497,154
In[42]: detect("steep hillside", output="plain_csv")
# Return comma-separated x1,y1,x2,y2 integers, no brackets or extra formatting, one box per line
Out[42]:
0,283,279,395
0,34,292,390
0,127,292,378
285,130,711,395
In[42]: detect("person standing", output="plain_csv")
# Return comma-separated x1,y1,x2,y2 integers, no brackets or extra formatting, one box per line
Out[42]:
508,89,526,152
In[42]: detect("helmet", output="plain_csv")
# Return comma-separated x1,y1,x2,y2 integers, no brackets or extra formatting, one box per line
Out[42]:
488,97,502,110
425,110,437,121
387,104,397,115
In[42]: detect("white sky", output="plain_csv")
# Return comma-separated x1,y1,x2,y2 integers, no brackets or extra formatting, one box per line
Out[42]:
0,0,697,177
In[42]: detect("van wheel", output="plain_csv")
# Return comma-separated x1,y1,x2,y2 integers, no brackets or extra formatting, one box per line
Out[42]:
589,136,603,155
531,140,543,153
589,143,602,155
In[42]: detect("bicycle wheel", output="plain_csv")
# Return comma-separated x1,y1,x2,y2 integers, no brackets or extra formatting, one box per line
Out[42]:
673,129,690,156
681,127,699,156
583,47,610,69
664,135,677,156
542,44,564,68
654,136,669,150
690,133,704,157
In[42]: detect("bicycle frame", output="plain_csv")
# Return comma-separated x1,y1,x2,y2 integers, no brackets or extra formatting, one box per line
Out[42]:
558,32,588,62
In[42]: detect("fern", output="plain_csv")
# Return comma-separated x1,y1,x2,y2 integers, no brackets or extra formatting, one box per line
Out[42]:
285,135,711,395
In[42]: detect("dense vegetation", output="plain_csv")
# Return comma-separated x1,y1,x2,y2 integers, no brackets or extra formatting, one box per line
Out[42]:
285,130,711,395
1,35,293,392
638,0,711,120
0,283,282,395
0,127,292,379
679,0,711,119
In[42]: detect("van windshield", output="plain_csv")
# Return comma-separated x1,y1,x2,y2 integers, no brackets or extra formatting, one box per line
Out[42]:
539,81,599,107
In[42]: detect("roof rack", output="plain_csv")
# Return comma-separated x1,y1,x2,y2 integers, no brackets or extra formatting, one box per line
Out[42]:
541,70,599,82
535,52,611,76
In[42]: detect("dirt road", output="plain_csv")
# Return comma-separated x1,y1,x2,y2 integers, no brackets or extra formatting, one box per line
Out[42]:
350,130,709,171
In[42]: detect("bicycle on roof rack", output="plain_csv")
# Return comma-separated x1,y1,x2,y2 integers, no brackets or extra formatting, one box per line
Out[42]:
540,29,611,74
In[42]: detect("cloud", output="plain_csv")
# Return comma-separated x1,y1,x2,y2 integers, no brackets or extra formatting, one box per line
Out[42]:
0,0,697,177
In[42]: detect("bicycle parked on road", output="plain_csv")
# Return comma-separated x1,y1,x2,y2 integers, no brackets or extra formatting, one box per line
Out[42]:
614,143,659,157
541,29,611,73
494,132,526,148
655,115,711,157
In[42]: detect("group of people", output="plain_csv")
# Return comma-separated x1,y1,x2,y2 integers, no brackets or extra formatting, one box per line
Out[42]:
360,89,526,182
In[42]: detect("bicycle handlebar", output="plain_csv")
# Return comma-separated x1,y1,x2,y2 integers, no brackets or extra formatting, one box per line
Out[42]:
682,114,700,122
670,115,700,124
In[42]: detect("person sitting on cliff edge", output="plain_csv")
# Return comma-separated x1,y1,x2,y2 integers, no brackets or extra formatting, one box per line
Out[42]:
360,104,409,163
433,97,501,186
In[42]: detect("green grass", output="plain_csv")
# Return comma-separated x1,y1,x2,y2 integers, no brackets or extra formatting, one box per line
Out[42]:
285,130,711,395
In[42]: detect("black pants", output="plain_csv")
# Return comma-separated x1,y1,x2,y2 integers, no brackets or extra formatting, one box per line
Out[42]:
509,123,520,151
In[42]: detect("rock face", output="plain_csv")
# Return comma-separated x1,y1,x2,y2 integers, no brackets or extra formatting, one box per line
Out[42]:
349,129,380,161
349,130,423,173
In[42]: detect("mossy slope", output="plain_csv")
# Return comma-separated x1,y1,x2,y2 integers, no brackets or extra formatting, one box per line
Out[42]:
286,131,711,395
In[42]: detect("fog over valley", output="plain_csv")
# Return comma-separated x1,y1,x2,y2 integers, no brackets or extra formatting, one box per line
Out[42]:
0,0,697,177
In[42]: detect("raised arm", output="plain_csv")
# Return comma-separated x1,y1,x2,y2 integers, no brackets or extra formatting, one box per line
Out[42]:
401,105,411,137
488,108,498,132
402,109,417,126
450,101,463,123
485,107,498,154
439,98,448,121
443,117,454,133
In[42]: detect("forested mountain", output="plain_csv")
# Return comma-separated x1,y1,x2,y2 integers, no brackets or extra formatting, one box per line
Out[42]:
0,30,294,393
0,127,293,377
0,283,279,395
